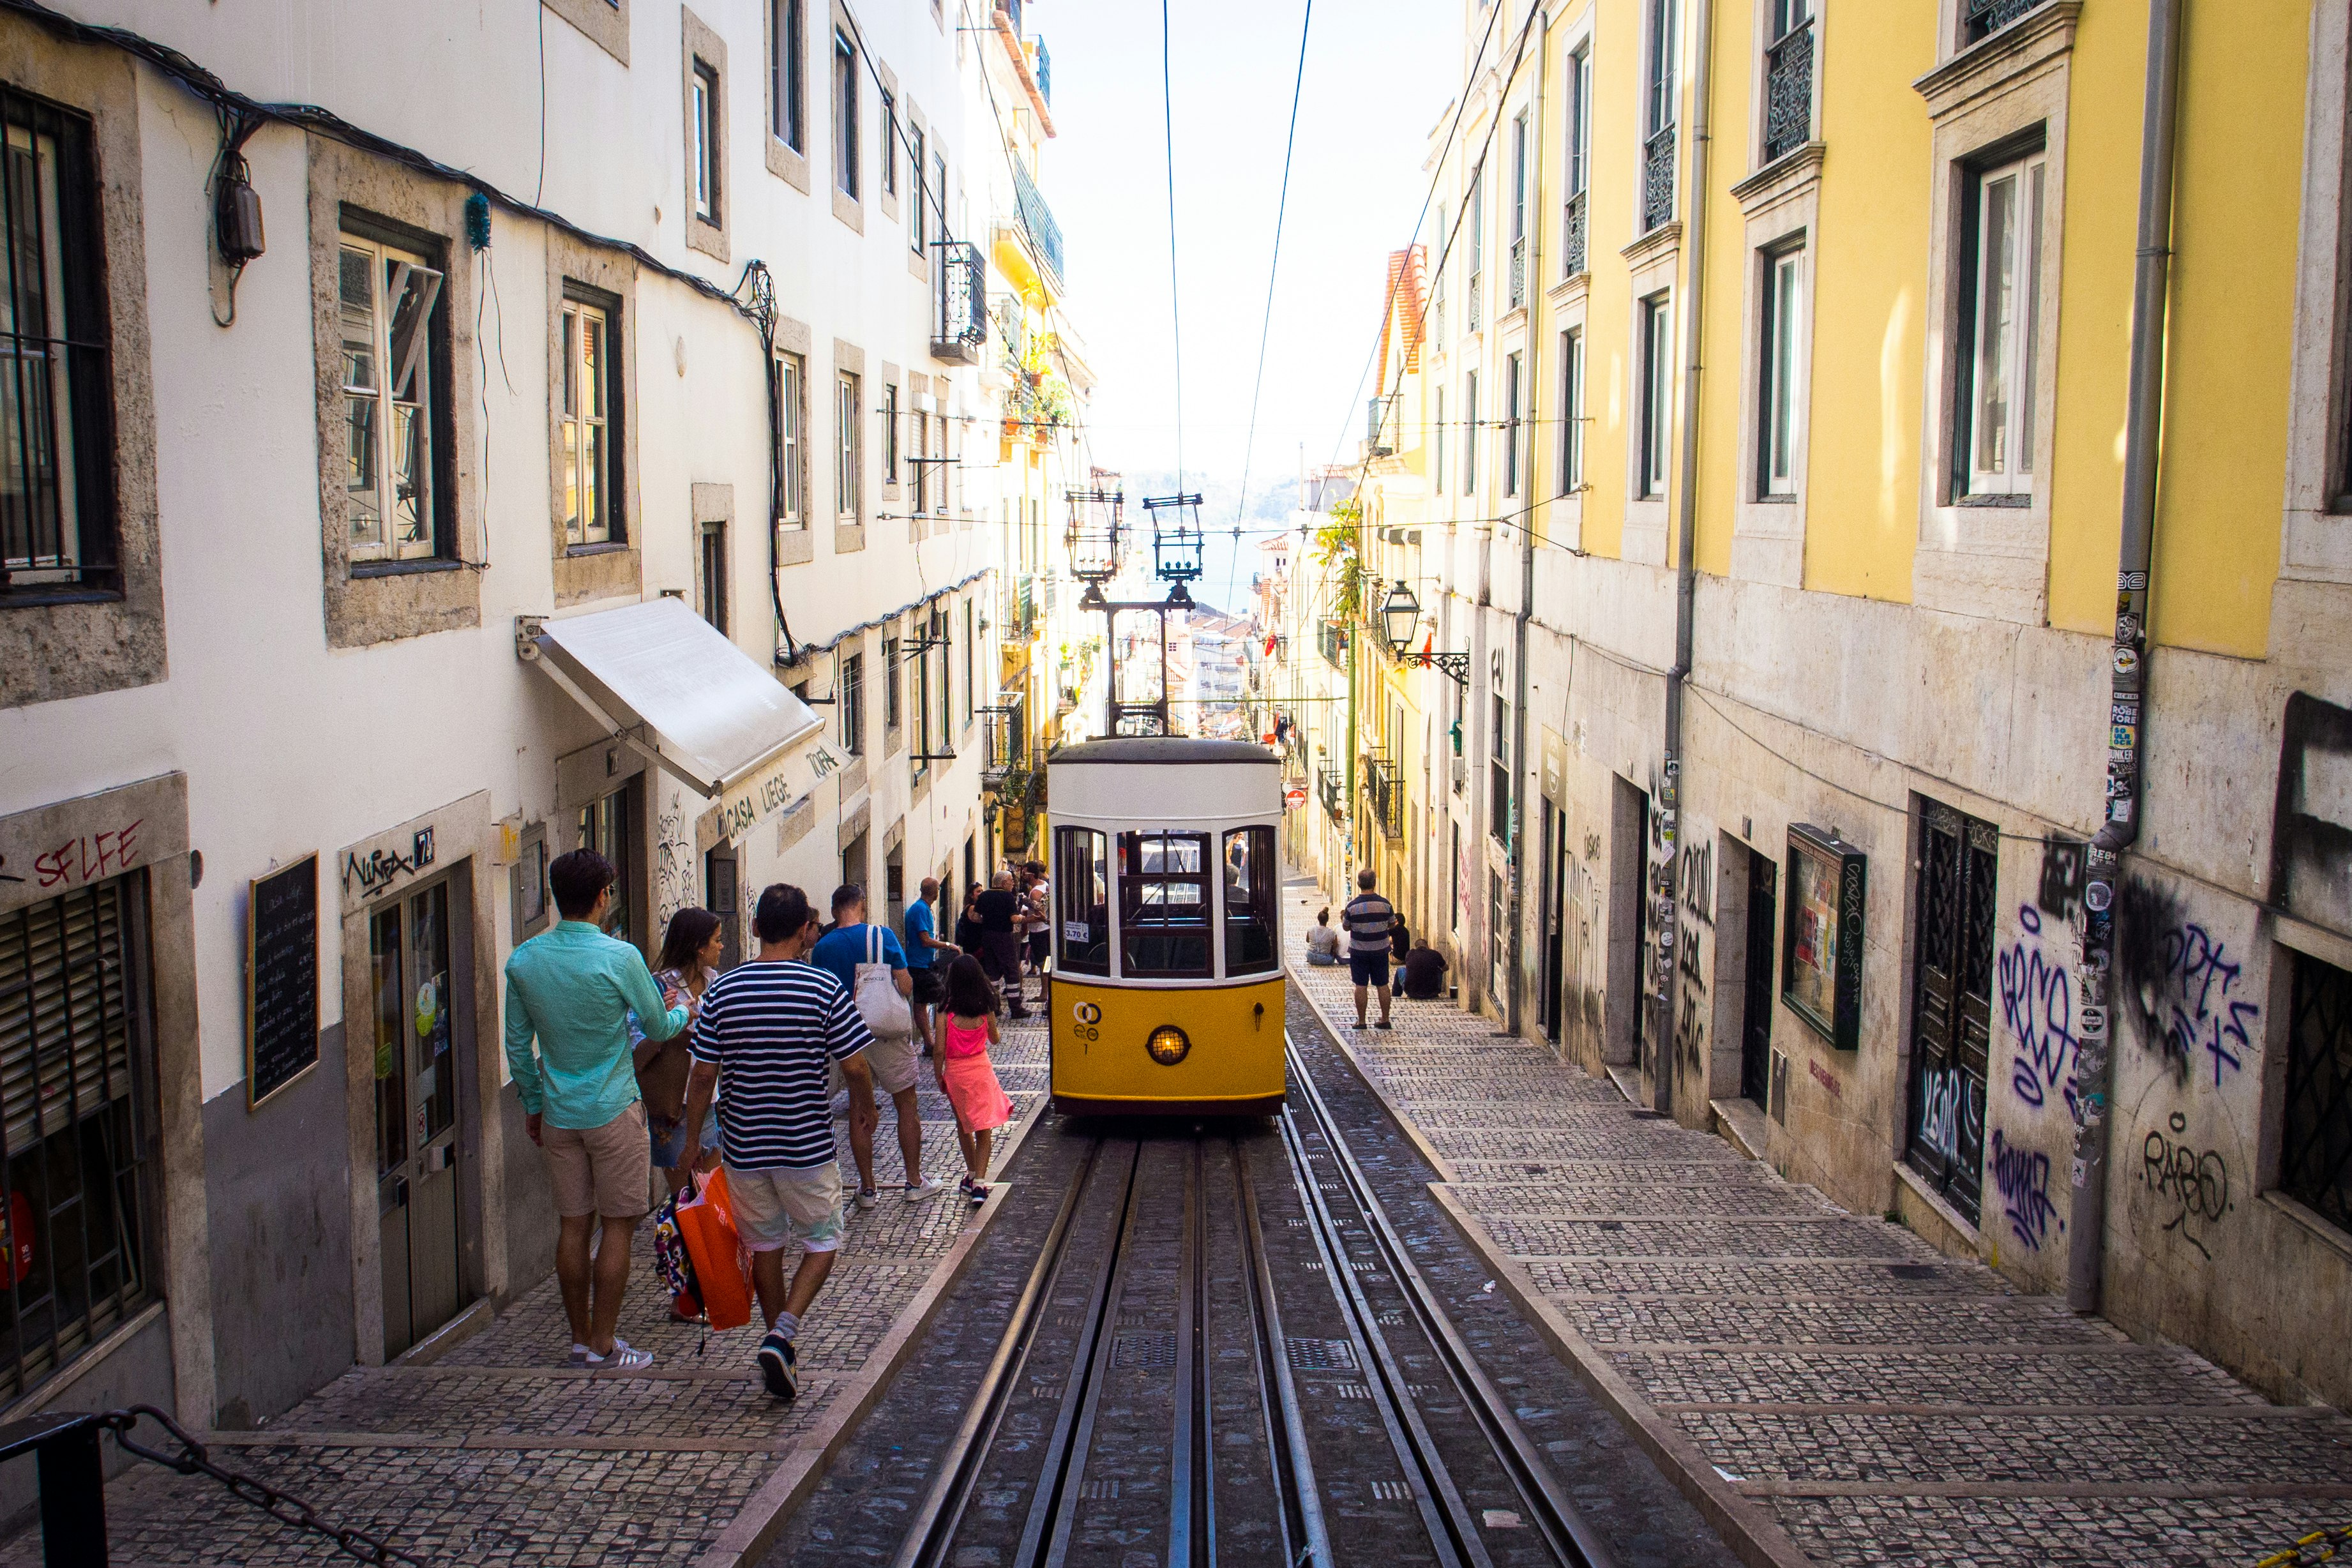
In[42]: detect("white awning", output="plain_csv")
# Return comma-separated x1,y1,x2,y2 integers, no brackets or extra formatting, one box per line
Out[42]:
531,598,824,799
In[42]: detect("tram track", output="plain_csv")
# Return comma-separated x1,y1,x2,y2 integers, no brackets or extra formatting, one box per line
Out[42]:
889,1036,1610,1568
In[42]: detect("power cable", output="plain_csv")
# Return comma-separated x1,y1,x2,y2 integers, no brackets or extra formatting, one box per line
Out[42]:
1159,0,1186,494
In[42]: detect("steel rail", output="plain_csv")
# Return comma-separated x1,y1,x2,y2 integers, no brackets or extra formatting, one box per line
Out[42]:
1286,1033,1619,1568
1230,1136,1334,1568
1172,1140,1214,1565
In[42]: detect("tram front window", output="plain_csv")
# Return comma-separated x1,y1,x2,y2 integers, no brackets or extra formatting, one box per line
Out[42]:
1118,831,1212,977
1223,825,1278,975
1056,827,1111,976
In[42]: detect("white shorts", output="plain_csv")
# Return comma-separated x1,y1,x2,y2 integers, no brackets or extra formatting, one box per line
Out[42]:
860,1033,921,1096
726,1161,846,1255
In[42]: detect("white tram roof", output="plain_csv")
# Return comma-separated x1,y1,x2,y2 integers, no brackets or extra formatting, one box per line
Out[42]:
1048,737,1279,824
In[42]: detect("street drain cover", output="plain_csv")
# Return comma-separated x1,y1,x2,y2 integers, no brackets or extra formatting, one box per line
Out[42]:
1111,1332,1177,1369
1886,1264,1940,1280
1287,1337,1357,1371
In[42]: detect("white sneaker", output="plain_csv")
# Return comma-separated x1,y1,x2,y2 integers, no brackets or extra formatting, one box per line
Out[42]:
903,1175,947,1202
854,1187,880,1210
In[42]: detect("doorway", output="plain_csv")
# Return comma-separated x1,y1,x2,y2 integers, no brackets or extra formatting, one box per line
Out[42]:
1905,799,1997,1223
704,844,740,970
1541,804,1566,1045
1741,847,1777,1106
372,878,473,1357
1607,775,1649,1069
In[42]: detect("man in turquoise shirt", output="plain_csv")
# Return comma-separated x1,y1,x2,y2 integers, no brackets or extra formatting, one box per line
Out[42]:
504,848,688,1369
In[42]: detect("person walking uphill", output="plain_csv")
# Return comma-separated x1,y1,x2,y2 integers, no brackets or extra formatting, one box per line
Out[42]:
504,849,688,1370
811,884,947,1205
1342,868,1397,1030
681,884,875,1401
903,875,960,1057
975,871,1032,1019
935,954,1016,1205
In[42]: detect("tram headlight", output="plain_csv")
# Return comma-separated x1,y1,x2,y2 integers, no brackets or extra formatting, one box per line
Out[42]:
1145,1024,1191,1066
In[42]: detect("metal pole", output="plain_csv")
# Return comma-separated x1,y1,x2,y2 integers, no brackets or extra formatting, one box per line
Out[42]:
2070,0,2183,1316
1505,1,1550,1039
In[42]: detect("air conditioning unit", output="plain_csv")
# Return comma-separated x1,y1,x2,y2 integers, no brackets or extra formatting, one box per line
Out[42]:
1449,757,1466,792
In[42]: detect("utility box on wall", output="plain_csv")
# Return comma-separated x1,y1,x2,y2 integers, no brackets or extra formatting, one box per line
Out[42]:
1783,824,1866,1052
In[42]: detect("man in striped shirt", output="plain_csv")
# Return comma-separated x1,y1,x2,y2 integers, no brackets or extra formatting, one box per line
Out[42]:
1342,868,1398,1030
682,883,875,1401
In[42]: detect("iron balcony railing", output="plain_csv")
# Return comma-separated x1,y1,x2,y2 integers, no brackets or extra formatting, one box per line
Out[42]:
1563,190,1588,278
1964,0,2045,45
1762,18,1814,163
1035,38,1051,106
1643,124,1677,233
1508,237,1527,312
1012,159,1066,289
980,696,1026,785
1318,768,1346,824
997,0,1021,35
1467,271,1482,334
1004,573,1039,639
1316,619,1348,670
1366,395,1394,456
932,241,987,364
1362,750,1405,840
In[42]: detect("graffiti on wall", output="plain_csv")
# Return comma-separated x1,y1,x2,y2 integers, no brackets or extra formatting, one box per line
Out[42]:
1988,1128,2062,1251
1917,1063,1977,1164
1673,833,1715,1080
2157,923,2258,1089
2000,903,2079,1120
2139,1110,2232,1262
656,788,697,933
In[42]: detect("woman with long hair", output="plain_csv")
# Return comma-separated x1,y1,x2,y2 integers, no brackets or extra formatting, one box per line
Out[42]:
636,907,725,1200
935,954,1015,1203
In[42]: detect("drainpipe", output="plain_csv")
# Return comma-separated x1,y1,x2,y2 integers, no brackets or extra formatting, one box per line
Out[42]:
2070,0,2183,1316
1505,4,1551,1039
1661,0,1717,1112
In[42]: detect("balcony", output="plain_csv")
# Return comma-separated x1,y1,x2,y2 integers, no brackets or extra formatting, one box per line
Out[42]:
1508,237,1526,312
1762,19,1814,164
1004,573,1039,640
1963,0,2046,44
1034,38,1051,107
1643,124,1676,234
932,240,988,365
1362,751,1405,841
1467,272,1482,335
1013,159,1066,290
1365,396,1394,457
1563,191,1588,278
996,0,1021,34
1317,620,1349,670
1318,769,1346,825
980,694,1027,787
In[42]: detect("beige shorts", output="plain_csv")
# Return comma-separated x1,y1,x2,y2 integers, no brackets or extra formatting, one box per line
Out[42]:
727,1161,847,1254
861,1032,921,1096
543,1101,652,1220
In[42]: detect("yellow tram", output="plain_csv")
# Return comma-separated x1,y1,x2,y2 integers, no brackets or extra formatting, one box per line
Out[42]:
1045,737,1286,1117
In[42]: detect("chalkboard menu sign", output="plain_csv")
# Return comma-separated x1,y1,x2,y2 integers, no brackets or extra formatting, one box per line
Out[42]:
247,854,320,1108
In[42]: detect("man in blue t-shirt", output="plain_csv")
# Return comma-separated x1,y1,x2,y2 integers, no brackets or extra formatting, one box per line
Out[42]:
810,884,942,1207
901,875,960,1058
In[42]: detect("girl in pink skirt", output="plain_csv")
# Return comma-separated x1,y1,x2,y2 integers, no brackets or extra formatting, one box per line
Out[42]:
937,955,1016,1204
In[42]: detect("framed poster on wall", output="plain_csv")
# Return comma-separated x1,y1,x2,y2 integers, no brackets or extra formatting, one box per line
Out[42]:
1782,824,1865,1052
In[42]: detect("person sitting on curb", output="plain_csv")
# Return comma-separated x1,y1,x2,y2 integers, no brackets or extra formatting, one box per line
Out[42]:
681,884,875,1401
1304,907,1345,966
1400,936,1450,1001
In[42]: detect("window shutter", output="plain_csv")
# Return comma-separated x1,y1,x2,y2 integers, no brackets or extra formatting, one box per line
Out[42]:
0,879,134,1159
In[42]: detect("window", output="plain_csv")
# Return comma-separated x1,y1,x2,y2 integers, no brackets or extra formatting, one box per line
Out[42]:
1431,202,1447,352
1643,0,1679,232
1639,293,1672,499
1433,387,1446,492
777,351,804,527
0,97,109,591
579,784,634,944
910,125,926,253
1223,826,1278,976
1450,820,1462,930
0,876,152,1403
1963,0,2048,47
700,519,728,631
836,371,860,519
1763,0,1814,163
1564,43,1591,276
962,598,975,722
882,634,902,730
1490,693,1511,845
1462,372,1478,495
1467,168,1484,330
909,398,926,511
773,0,803,153
1509,111,1528,308
1056,827,1111,976
1504,352,1523,499
1760,245,1804,497
931,151,947,240
560,296,616,547
1957,149,2045,499
2281,949,2352,1235
840,651,864,754
340,232,447,564
1558,328,1584,495
881,91,896,197
833,30,857,199
884,381,900,486
1119,831,1212,978
691,60,721,223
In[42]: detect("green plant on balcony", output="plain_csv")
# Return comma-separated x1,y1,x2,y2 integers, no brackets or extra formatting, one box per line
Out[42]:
1002,331,1074,433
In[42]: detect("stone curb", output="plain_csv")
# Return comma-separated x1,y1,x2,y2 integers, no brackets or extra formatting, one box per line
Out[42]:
1284,961,1817,1568
1284,961,1460,1182
691,1087,1053,1568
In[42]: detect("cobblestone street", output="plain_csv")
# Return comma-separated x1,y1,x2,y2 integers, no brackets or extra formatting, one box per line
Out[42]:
1,1016,1052,1568
1283,886,2352,1567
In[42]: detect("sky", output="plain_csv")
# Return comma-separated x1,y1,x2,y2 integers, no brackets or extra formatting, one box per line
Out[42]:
1035,0,1461,605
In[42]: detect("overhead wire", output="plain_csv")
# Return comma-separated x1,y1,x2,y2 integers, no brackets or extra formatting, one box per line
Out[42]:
1159,0,1186,495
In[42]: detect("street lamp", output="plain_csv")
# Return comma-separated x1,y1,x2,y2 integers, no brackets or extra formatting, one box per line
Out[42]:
1380,580,1421,658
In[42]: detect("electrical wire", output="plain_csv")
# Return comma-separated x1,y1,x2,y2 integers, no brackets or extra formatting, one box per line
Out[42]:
1159,0,1186,495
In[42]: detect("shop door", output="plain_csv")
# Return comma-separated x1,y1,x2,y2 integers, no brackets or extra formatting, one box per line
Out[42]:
1541,807,1566,1044
1740,849,1776,1106
1904,801,1997,1223
373,880,468,1357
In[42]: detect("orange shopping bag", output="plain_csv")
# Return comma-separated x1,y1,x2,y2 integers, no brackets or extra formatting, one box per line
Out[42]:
675,1167,755,1331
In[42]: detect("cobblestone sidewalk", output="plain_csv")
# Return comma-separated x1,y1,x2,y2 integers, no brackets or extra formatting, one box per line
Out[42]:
1283,884,2352,1567
6,1012,1053,1568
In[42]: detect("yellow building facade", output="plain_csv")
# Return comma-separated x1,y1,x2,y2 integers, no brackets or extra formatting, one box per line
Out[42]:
1339,0,2352,1411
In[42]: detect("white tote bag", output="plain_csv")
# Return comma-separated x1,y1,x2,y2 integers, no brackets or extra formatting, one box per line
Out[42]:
854,924,914,1040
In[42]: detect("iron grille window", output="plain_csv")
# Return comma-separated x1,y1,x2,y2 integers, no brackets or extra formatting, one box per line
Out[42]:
1563,192,1588,280
933,240,987,363
1762,4,1813,163
1964,0,2046,46
1564,44,1590,277
1642,0,1678,232
0,88,116,596
2282,949,2352,1235
1643,126,1677,234
0,876,152,1403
